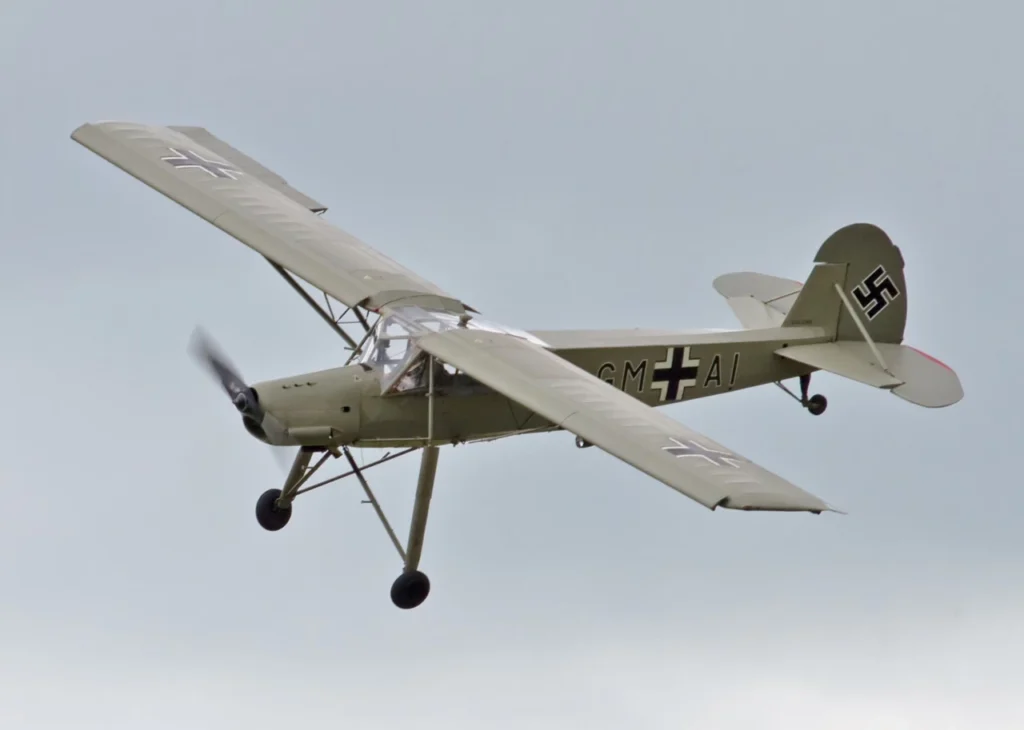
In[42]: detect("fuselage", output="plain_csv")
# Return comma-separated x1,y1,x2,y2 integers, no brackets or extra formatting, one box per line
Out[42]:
250,325,826,449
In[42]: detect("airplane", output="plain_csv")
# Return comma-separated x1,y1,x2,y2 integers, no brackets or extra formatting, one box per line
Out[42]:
71,121,964,610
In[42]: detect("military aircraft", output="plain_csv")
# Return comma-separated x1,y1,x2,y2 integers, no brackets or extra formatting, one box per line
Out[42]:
71,122,964,610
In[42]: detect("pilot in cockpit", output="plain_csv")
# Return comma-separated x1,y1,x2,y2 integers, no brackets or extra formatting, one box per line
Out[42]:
396,354,452,393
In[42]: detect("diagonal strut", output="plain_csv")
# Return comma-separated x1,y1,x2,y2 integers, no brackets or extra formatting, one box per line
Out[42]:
343,446,407,562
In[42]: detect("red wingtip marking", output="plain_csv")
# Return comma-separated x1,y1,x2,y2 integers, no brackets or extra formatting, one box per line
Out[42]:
907,346,953,372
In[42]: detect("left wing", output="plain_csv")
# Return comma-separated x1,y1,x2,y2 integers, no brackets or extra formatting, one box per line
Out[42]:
417,328,839,514
71,121,463,313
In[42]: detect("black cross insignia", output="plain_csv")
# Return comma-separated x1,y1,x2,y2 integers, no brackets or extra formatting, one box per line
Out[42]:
662,437,743,468
651,346,700,402
852,265,900,320
160,148,243,180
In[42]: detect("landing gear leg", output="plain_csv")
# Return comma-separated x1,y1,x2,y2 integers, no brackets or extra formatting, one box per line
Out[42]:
798,373,828,416
392,445,439,609
343,445,440,610
255,447,330,531
775,374,828,416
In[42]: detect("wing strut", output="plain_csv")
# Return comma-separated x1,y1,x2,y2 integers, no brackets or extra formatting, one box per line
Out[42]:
343,447,407,562
352,307,371,332
266,257,362,350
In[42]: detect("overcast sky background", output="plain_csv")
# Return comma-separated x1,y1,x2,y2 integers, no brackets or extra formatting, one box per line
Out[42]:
1,1,1021,728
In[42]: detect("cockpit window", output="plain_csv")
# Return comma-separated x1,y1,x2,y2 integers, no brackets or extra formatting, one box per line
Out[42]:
390,350,462,394
357,306,548,395
379,316,416,339
393,350,429,392
378,337,412,373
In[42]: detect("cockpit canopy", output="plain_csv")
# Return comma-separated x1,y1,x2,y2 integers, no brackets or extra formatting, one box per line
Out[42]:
357,304,547,394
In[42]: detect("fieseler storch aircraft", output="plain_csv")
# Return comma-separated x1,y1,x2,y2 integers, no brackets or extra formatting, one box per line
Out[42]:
71,121,964,609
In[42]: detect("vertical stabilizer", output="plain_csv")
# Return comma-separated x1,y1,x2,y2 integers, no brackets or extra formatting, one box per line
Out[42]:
783,223,907,344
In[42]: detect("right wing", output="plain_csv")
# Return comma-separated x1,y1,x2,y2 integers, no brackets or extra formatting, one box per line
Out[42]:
71,121,463,313
417,327,839,514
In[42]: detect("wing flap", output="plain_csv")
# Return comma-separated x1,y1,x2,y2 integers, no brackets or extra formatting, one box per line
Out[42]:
71,121,462,312
418,328,838,514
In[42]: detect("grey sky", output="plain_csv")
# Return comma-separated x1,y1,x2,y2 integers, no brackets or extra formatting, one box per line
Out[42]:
1,1,1020,727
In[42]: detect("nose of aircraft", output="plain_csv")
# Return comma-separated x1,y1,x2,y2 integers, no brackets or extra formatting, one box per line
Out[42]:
250,364,368,447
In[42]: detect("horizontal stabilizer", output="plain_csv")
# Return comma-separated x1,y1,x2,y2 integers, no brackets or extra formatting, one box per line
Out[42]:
775,342,962,408
776,342,903,389
712,272,803,329
887,345,964,408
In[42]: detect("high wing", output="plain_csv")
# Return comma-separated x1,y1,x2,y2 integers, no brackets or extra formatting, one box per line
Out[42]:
71,121,465,313
417,327,839,514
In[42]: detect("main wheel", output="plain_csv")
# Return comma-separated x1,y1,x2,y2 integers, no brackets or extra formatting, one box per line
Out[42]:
575,436,592,449
806,393,828,416
391,570,431,609
255,488,292,531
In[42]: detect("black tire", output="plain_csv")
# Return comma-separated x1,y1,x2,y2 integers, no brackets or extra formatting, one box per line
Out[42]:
390,570,431,609
806,393,828,416
255,488,292,531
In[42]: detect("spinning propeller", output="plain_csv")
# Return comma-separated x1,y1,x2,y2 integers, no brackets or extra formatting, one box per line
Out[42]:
189,328,295,471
